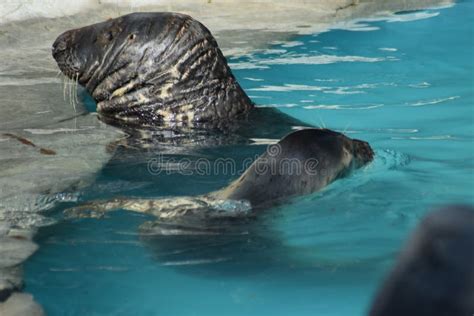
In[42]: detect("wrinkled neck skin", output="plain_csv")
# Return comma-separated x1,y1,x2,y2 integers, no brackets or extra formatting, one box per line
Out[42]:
81,15,253,127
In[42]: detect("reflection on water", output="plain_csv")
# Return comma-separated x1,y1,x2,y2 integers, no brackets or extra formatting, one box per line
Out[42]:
20,2,474,316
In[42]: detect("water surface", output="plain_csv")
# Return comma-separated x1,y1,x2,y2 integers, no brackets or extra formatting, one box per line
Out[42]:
24,2,473,315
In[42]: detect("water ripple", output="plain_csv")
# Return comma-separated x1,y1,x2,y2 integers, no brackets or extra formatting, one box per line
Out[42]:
303,104,384,110
409,95,460,106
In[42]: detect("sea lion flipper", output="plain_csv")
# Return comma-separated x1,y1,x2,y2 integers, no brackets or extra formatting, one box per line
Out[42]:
63,196,252,220
63,198,130,219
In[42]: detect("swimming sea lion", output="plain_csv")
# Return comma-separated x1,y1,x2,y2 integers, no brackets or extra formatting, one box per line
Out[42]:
52,12,253,127
65,129,374,223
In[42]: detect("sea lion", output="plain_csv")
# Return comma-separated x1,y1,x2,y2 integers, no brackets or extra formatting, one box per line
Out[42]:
65,128,374,224
369,205,474,316
52,12,253,127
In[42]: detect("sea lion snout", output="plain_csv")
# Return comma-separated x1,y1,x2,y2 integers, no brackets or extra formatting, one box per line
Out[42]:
52,32,69,58
52,28,86,80
352,139,374,167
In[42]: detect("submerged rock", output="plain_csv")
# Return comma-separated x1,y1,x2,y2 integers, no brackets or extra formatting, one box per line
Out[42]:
0,231,38,269
0,293,44,316
0,224,38,303
0,266,23,303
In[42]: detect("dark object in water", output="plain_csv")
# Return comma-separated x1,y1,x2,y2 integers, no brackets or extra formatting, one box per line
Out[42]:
52,12,253,127
369,205,474,316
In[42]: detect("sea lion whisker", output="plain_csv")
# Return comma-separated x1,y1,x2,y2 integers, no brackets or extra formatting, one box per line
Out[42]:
68,77,76,113
74,73,79,107
318,116,327,129
62,75,67,102
342,122,352,136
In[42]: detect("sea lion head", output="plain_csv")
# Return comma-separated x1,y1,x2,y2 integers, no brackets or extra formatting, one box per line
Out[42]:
52,12,252,126
350,138,374,168
218,128,374,206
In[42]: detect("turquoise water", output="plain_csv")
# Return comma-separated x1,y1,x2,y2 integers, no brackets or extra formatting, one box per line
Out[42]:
25,2,473,315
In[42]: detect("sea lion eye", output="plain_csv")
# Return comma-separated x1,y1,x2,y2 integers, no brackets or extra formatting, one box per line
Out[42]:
105,31,114,41
128,33,136,41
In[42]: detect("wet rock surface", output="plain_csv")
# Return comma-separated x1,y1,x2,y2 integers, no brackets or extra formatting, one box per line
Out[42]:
0,293,45,316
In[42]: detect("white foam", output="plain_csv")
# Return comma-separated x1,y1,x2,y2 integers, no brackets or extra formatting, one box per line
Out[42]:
262,49,288,55
386,11,440,23
250,84,327,92
385,128,419,134
231,53,386,70
249,138,279,145
256,103,298,108
260,54,385,65
379,47,398,52
332,21,381,32
408,82,431,88
392,135,453,140
304,105,342,110
243,77,264,82
228,62,269,70
281,41,304,48
409,95,460,106
247,95,272,99
303,104,383,110
314,78,339,82
331,9,442,34
161,258,229,266
323,87,366,95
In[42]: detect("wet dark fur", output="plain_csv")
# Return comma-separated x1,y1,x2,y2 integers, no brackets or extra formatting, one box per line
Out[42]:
53,12,253,126
216,128,374,207
69,128,374,217
370,206,474,316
